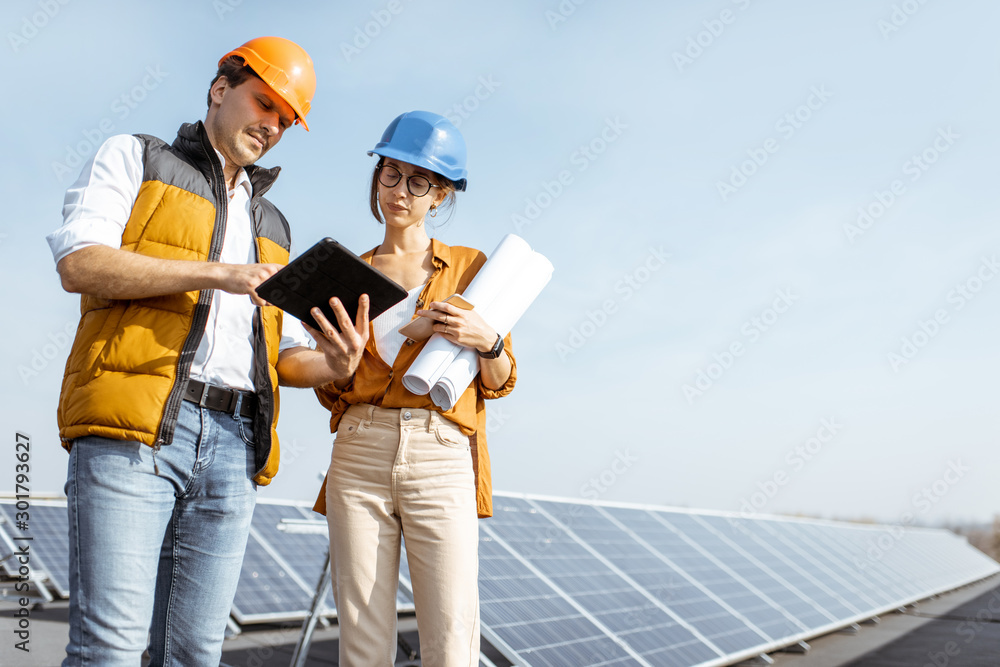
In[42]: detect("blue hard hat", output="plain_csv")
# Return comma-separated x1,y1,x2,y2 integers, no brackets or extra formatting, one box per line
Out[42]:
368,111,468,191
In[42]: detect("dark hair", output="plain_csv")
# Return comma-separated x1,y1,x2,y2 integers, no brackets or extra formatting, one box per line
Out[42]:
368,156,458,225
206,55,263,108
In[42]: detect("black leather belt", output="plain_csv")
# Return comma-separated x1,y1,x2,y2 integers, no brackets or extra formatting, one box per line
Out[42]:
183,379,257,418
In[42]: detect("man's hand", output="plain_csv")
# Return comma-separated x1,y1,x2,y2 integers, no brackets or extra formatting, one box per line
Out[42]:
216,263,283,307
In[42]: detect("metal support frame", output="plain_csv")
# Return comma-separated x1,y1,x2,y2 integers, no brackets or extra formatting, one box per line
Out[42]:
289,547,332,667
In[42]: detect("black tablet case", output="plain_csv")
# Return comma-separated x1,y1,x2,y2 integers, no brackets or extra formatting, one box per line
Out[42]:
256,238,407,332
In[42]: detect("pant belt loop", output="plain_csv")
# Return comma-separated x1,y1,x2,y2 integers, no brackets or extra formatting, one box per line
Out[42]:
199,380,211,407
233,391,244,418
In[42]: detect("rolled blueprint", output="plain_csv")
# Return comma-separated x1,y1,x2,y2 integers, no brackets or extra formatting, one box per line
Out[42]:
403,234,553,409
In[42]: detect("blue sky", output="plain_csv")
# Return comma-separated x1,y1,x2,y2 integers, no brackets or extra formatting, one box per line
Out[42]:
3,0,999,526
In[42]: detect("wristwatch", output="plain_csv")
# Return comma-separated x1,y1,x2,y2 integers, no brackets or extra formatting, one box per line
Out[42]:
478,333,504,359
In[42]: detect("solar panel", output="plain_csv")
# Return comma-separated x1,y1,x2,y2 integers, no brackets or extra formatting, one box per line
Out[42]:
649,511,836,632
600,505,807,643
0,500,70,598
243,502,338,615
761,521,888,612
779,522,902,607
750,519,877,615
481,496,723,667
231,524,317,623
695,514,861,622
532,499,771,658
477,521,645,667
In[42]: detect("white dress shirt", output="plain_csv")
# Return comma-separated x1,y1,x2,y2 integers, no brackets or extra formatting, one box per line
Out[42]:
46,134,312,391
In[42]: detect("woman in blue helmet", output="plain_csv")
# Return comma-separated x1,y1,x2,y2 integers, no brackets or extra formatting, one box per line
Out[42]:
307,111,516,665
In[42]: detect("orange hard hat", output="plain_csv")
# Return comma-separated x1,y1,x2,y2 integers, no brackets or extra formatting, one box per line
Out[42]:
220,36,316,131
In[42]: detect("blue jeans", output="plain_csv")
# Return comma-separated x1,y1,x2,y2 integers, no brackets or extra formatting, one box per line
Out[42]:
63,400,257,666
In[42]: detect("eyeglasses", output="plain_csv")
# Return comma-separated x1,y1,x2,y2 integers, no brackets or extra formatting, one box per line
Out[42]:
377,164,440,197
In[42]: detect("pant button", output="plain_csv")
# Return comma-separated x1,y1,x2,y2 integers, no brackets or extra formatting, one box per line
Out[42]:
403,411,412,421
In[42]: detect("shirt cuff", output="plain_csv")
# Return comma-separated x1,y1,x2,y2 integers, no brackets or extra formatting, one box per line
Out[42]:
46,221,126,264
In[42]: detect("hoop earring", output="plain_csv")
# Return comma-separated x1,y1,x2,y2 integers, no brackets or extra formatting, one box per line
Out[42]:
429,206,438,218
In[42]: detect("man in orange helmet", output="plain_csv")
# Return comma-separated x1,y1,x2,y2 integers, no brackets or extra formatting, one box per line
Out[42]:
46,37,318,665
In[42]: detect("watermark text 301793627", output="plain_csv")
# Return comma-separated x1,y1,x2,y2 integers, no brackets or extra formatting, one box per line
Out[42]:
12,432,33,653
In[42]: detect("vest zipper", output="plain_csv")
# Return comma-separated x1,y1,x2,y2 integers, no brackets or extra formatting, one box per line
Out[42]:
250,235,275,480
152,128,229,450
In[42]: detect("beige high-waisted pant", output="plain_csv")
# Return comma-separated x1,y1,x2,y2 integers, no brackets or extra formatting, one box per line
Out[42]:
325,404,480,667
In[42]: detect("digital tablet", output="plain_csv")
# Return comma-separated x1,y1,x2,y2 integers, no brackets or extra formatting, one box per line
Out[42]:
256,238,408,332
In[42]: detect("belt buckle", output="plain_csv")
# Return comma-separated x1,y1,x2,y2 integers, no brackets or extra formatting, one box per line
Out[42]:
199,381,212,408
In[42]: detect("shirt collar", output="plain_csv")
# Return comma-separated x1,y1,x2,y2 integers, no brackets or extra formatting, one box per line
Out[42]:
215,149,253,199
428,237,452,268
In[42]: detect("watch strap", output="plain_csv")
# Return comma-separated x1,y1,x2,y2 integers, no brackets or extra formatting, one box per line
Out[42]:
478,333,503,359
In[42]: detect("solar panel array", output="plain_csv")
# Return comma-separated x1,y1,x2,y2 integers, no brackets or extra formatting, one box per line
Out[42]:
477,493,999,667
0,500,70,599
1,494,996,667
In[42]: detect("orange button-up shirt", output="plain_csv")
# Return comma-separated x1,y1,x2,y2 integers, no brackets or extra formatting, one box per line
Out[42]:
312,238,516,518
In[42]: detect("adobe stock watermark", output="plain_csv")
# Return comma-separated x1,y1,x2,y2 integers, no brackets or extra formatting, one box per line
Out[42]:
555,245,670,361
18,320,77,386
716,85,833,202
485,404,509,436
279,438,307,469
737,418,844,519
844,126,959,243
887,255,997,372
442,75,501,129
211,0,244,20
683,289,798,403
52,65,170,182
528,447,639,556
943,590,1000,666
581,448,639,501
854,459,970,571
545,0,587,30
8,0,72,53
340,0,409,63
877,0,931,39
511,116,627,233
672,0,754,72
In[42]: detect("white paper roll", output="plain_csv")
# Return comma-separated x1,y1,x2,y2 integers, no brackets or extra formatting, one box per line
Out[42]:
403,234,553,410
400,333,458,396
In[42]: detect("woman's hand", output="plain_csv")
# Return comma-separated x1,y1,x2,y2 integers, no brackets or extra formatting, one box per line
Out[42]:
303,295,370,388
418,300,497,353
